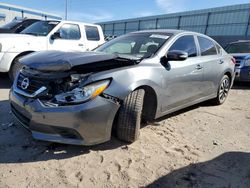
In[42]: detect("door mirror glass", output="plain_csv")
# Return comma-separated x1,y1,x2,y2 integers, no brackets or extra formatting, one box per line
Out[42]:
166,50,188,61
51,32,61,40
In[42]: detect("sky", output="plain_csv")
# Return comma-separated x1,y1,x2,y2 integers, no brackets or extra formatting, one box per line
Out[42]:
1,0,250,23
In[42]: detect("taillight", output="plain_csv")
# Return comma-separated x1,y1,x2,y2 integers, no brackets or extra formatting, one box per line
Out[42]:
231,58,236,65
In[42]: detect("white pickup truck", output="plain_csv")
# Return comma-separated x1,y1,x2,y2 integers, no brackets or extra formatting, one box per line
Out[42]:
0,20,105,80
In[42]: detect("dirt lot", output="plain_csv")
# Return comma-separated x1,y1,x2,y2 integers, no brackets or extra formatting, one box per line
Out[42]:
0,74,250,188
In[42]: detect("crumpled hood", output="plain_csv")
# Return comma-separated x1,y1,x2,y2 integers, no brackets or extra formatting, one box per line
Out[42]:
20,50,133,72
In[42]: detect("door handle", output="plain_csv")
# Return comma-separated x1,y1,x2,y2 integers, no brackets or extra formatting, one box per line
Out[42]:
195,64,203,70
78,44,84,46
219,60,224,64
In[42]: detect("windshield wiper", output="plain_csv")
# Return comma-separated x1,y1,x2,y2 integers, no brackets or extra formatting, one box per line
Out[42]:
115,53,142,62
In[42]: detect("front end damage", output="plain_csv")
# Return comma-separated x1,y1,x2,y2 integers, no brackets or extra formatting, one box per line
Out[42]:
9,51,138,145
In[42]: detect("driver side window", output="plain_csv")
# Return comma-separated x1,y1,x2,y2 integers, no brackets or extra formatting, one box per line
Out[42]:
57,24,81,40
169,35,197,57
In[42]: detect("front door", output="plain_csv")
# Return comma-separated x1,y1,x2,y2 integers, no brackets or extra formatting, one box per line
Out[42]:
48,23,86,52
160,35,204,113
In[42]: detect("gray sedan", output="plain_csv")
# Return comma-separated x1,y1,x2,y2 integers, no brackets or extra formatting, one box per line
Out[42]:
10,30,235,145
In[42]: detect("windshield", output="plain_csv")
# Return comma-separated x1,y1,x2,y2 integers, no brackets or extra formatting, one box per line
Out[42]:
226,42,250,53
20,21,59,36
0,20,22,29
95,33,171,59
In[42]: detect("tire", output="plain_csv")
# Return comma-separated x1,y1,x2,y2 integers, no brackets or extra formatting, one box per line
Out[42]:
116,89,145,143
211,75,230,105
9,57,23,82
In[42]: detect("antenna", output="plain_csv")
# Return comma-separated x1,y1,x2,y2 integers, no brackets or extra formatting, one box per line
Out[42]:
65,0,68,20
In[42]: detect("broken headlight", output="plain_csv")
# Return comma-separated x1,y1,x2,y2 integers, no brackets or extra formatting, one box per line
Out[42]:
54,79,110,105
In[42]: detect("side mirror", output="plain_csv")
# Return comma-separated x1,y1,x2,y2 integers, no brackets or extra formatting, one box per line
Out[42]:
166,50,188,61
51,32,61,40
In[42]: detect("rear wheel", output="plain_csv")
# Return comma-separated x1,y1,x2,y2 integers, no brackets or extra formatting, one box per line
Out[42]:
116,89,145,143
212,75,230,105
9,57,23,82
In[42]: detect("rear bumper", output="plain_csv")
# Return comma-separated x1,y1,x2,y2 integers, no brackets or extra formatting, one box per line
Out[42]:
235,67,250,82
10,88,120,145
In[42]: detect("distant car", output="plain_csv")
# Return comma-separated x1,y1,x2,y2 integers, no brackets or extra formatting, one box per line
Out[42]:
10,30,235,145
225,40,250,82
0,20,105,81
0,18,39,33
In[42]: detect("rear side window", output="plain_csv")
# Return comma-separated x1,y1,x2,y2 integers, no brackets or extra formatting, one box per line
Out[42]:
59,24,81,40
85,26,100,41
168,35,197,57
215,44,222,54
198,36,217,56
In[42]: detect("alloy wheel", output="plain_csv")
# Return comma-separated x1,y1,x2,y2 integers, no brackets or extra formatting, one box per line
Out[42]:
219,78,230,103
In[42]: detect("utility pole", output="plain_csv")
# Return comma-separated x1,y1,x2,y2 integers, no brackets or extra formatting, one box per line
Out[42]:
65,0,68,20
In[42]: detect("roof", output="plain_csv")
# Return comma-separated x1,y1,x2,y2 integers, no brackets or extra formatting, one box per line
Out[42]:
0,3,61,19
59,20,102,27
229,40,250,44
131,29,184,35
129,29,209,37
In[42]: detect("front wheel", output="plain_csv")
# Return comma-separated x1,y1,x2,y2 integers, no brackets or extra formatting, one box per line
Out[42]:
116,89,145,143
212,75,230,105
8,57,23,82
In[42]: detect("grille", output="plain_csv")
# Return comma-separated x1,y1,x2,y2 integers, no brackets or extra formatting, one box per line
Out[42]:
235,60,241,67
17,73,48,94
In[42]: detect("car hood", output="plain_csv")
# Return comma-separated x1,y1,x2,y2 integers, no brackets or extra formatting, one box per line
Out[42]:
0,33,35,38
230,53,250,60
0,34,46,52
20,51,139,72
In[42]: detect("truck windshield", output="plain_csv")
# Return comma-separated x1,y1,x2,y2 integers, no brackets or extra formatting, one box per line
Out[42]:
0,20,22,29
21,21,59,36
95,33,171,59
226,42,250,53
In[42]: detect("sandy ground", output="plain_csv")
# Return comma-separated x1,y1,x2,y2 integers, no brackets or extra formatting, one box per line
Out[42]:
0,74,250,188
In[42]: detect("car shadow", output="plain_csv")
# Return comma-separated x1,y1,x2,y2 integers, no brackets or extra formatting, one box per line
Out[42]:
232,82,250,90
154,100,213,123
146,152,250,188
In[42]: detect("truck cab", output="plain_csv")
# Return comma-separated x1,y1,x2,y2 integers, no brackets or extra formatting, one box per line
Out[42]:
0,20,105,80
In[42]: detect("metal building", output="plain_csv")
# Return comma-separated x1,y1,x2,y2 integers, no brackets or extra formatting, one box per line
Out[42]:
0,3,62,26
98,3,250,46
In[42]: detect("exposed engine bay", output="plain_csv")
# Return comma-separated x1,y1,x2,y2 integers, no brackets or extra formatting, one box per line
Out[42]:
15,51,138,106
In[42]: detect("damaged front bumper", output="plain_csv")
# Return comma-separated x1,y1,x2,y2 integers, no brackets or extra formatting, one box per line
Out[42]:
10,88,120,145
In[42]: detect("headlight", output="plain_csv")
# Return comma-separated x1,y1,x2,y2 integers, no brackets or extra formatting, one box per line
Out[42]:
54,79,110,105
244,59,250,66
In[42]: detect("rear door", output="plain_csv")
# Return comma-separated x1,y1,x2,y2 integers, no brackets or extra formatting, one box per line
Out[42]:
48,23,86,52
197,36,223,96
84,25,105,50
161,35,204,112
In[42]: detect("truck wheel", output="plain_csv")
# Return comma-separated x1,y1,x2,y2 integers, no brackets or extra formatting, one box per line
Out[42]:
212,75,230,105
9,57,23,82
116,89,145,143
